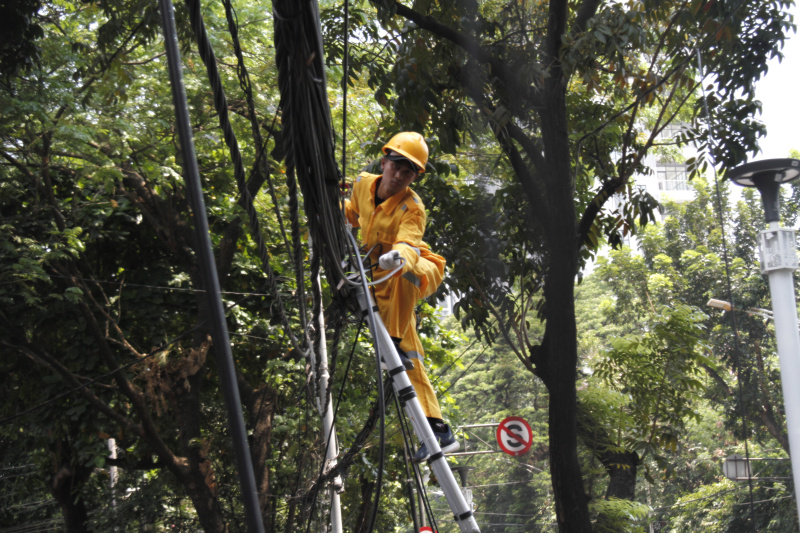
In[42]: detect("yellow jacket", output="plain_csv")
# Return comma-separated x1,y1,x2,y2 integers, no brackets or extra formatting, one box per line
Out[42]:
344,172,424,273
343,172,446,419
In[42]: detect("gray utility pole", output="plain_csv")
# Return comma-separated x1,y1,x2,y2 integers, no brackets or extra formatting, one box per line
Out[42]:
729,158,800,520
311,266,343,533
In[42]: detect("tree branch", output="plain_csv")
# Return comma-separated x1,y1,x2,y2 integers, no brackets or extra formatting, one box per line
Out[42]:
392,1,542,110
572,0,602,35
2,339,142,436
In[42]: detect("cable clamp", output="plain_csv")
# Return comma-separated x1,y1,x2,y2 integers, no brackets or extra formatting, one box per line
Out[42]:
426,451,444,464
322,460,344,493
362,304,380,317
397,385,416,405
387,366,406,377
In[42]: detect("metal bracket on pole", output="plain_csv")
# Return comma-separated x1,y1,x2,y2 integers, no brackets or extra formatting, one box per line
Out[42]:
352,283,481,533
758,227,798,274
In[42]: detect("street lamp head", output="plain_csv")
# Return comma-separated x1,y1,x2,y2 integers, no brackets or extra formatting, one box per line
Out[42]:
707,298,732,312
728,159,800,223
728,159,800,187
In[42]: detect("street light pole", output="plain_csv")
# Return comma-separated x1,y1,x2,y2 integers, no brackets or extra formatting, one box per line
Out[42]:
729,158,800,519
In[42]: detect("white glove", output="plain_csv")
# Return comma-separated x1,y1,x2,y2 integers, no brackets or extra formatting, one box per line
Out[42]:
379,250,403,270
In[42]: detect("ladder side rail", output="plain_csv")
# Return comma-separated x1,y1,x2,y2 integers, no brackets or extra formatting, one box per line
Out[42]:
345,230,480,533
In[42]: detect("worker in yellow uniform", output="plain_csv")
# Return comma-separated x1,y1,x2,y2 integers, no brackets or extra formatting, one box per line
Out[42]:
343,132,459,462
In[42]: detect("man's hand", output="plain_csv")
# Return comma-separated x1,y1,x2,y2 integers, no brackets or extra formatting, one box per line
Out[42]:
379,250,402,270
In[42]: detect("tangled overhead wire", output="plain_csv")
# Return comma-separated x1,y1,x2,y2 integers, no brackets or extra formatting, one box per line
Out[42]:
177,0,449,529
183,0,317,358
273,0,355,296
272,3,449,531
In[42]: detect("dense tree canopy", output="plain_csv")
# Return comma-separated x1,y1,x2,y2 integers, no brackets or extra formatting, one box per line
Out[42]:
357,0,793,529
1,0,796,531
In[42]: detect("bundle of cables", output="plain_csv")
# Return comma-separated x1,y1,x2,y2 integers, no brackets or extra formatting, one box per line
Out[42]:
273,0,354,295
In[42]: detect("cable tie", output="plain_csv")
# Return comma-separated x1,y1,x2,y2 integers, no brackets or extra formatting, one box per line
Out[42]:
388,366,406,377
397,386,416,405
426,451,444,464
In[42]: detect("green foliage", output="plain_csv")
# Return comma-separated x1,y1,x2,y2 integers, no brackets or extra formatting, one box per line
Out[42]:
594,305,711,462
590,497,650,533
441,315,554,532
585,167,800,529
1,0,795,530
0,0,329,529
666,477,796,532
0,0,44,79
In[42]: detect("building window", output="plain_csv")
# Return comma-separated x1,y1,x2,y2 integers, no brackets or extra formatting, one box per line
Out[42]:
660,123,687,141
657,163,689,191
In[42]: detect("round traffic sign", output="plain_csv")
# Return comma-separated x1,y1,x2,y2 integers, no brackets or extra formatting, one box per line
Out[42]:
496,416,533,456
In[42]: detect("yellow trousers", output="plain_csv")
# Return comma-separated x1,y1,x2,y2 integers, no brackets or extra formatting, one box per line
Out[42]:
372,267,442,420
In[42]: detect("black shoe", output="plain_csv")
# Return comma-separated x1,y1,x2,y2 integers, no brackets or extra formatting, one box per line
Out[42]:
413,425,459,463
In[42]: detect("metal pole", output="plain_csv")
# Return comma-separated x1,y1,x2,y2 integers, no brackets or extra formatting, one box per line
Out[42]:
312,269,343,533
761,221,800,520
728,159,800,526
157,2,264,530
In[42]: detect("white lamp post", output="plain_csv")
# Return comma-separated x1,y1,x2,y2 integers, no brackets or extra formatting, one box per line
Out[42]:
728,158,800,518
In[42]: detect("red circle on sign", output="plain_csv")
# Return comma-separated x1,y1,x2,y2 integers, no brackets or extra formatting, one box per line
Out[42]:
496,416,533,456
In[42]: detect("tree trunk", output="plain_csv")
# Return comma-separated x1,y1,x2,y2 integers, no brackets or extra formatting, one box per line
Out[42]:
355,474,376,533
577,403,640,501
537,61,593,530
50,461,92,533
543,262,592,532
154,348,230,533
246,384,278,516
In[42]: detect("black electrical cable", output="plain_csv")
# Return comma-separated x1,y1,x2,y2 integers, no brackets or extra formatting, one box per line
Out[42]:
272,0,354,292
398,418,421,533
0,277,275,428
220,0,270,183
393,389,440,533
306,228,398,533
182,0,311,357
270,1,454,530
321,303,346,416
340,0,350,205
331,319,364,428
216,0,301,298
302,349,372,533
347,232,387,533
299,339,385,512
157,2,263,529
46,274,278,298
310,243,324,405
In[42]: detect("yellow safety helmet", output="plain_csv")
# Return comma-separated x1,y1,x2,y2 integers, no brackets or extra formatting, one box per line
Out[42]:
382,132,428,173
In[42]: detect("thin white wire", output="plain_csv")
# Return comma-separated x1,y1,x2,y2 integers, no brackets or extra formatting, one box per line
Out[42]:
340,259,406,287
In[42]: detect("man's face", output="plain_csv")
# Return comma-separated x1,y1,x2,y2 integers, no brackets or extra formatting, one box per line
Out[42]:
378,153,418,198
